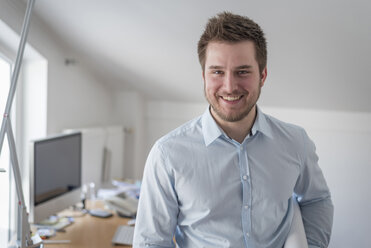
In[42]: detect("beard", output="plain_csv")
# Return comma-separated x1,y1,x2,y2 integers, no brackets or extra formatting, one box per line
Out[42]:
205,85,261,123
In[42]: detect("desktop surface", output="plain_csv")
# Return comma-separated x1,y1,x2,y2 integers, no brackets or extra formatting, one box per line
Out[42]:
42,201,132,248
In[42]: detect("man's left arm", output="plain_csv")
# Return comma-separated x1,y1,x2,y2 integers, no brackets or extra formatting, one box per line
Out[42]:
294,129,334,248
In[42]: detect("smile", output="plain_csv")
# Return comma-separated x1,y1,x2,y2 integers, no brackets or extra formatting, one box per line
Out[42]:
221,95,243,101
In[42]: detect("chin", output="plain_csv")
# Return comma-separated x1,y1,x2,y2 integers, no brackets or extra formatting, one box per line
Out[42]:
213,108,246,122
218,103,256,122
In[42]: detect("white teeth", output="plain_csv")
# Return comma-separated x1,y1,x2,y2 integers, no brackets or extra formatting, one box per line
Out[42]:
222,96,241,101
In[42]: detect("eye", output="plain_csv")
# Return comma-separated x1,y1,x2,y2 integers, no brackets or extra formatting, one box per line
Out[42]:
237,70,250,75
212,70,224,75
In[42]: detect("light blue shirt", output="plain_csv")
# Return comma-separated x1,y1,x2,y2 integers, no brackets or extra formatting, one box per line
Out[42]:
133,107,333,248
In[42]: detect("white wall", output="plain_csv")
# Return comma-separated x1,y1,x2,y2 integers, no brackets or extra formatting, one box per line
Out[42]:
143,101,371,248
46,61,114,134
112,91,146,180
0,0,115,136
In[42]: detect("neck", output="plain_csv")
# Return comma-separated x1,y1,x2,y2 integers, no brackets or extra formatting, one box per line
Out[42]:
212,105,257,144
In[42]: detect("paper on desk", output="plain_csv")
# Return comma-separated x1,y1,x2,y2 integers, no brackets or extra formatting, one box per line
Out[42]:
97,180,141,199
97,188,123,199
112,180,141,199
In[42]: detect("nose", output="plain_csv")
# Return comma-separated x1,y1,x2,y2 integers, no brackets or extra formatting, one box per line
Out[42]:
223,72,238,93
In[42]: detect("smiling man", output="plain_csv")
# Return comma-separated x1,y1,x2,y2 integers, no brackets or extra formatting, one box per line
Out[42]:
133,12,333,248
203,41,266,143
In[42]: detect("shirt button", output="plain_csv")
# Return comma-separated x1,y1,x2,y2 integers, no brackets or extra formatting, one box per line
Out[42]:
244,205,249,209
246,232,250,237
242,175,248,180
240,146,243,151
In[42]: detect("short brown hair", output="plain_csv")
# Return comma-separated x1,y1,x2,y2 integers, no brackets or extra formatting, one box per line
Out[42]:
197,12,267,74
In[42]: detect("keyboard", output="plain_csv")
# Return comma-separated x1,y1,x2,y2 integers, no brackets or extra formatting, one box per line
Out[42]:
112,225,135,245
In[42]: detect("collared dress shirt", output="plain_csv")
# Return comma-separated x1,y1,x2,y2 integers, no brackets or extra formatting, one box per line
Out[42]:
133,106,333,248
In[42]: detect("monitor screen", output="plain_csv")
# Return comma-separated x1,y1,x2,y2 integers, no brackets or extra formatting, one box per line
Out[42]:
30,132,82,223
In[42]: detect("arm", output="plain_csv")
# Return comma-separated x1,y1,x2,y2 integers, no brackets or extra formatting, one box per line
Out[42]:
294,130,334,248
133,142,179,248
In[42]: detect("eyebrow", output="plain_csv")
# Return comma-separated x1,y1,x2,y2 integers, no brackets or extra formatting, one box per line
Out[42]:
236,65,253,70
208,65,223,70
207,65,253,70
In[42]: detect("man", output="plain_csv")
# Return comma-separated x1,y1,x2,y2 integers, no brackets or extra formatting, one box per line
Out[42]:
133,12,333,248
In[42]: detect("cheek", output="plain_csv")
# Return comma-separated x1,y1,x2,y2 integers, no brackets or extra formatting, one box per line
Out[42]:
204,78,221,93
240,78,261,90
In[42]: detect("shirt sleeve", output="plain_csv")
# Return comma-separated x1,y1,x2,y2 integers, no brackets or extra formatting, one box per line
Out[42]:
294,129,334,248
133,142,179,248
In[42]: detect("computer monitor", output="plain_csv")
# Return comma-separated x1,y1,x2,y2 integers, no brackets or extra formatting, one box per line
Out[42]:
29,132,82,223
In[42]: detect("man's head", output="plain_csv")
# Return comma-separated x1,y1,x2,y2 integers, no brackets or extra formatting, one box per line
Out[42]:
199,12,268,124
197,12,267,75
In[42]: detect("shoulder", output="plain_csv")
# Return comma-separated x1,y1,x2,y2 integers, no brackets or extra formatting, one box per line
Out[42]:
157,115,203,143
145,115,204,173
261,112,315,163
154,115,203,151
263,112,307,139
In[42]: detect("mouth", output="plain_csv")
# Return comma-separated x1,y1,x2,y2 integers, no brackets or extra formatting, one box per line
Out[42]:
220,95,243,102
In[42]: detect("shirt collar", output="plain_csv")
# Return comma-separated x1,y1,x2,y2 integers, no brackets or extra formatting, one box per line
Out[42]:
201,107,224,146
252,106,274,139
202,105,273,146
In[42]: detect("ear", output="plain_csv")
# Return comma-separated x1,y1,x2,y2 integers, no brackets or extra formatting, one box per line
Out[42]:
202,70,206,83
260,66,267,87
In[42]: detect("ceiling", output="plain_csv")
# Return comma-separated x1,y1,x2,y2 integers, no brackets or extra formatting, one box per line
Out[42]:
30,0,371,112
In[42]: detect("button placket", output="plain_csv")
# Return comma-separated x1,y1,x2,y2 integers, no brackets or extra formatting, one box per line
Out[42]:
238,142,252,244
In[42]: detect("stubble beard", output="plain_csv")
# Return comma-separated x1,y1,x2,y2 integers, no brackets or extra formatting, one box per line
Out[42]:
205,86,261,123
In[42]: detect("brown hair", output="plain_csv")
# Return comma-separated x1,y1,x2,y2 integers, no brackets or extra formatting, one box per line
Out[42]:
197,12,267,74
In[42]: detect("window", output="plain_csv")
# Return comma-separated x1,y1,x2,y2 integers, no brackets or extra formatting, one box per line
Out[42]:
0,54,12,247
0,16,47,247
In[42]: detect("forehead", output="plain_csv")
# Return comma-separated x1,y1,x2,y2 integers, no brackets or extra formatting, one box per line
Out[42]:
205,41,257,67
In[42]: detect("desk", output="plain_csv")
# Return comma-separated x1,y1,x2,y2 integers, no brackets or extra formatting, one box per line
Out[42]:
43,201,132,248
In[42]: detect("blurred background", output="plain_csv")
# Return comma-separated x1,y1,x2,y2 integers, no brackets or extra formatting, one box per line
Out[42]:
0,0,370,247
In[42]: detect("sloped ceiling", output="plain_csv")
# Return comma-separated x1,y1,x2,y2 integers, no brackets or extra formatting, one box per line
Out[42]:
30,0,371,111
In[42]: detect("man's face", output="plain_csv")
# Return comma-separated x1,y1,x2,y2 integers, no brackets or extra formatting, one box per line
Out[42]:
203,41,267,123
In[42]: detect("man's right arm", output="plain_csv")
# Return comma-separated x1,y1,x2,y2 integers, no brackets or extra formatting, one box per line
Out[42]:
133,142,179,248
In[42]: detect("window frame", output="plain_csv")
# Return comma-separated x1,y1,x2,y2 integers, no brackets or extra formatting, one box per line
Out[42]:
0,50,16,247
